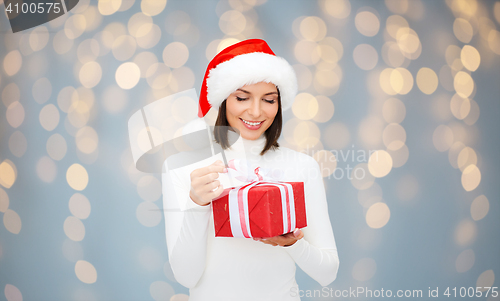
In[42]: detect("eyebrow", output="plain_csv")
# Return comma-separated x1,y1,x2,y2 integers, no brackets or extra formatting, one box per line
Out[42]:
236,88,278,96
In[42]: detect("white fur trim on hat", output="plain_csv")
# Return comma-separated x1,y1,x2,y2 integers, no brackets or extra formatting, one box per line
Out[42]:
206,52,298,111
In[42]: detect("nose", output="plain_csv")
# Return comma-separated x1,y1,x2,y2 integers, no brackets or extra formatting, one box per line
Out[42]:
248,97,261,118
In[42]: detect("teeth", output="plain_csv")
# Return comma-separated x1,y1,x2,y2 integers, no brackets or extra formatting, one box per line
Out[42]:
242,119,262,126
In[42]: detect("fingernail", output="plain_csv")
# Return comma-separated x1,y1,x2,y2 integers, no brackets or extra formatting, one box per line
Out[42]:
293,228,300,236
223,168,228,172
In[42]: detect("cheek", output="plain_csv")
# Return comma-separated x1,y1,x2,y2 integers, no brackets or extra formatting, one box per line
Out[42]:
265,104,279,119
226,99,242,118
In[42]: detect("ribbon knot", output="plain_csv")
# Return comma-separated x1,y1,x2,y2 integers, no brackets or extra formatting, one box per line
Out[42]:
226,159,283,183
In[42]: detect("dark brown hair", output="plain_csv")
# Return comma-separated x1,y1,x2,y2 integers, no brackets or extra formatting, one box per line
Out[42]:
214,90,282,156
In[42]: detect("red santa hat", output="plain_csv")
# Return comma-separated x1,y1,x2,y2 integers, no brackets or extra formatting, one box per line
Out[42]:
198,39,298,118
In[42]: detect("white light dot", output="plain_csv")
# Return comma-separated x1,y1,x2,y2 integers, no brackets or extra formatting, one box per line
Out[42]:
352,258,377,281
353,44,378,70
3,209,22,234
476,270,495,291
2,83,20,108
53,30,74,54
133,51,158,78
112,35,137,61
98,0,121,15
149,281,174,301
433,125,454,152
39,104,60,131
470,195,489,221
141,0,167,16
292,93,318,120
461,164,481,192
355,11,380,37
163,42,189,68
76,126,99,154
36,156,57,183
137,175,162,202
312,95,334,123
116,62,141,89
416,67,438,95
69,193,91,220
6,101,25,129
75,260,97,284
382,98,406,123
170,294,189,301
32,77,52,104
64,216,86,241
79,61,102,88
455,249,475,273
368,150,393,178
366,202,390,229
3,50,22,76
455,219,476,246
47,133,67,161
66,164,89,191
64,14,87,40
4,284,23,301
322,0,351,19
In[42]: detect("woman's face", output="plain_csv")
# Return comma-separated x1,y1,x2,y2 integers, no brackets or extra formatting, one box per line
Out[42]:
225,82,279,140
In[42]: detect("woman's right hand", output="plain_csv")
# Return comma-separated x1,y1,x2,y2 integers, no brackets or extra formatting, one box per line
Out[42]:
189,160,227,206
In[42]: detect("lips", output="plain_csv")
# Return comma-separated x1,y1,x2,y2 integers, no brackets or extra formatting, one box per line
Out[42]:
240,118,264,130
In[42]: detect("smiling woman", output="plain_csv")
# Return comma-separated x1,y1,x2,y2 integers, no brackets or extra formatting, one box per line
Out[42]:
162,39,339,301
215,82,281,153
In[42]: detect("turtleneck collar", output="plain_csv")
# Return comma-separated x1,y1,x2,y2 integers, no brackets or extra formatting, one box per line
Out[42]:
228,134,267,159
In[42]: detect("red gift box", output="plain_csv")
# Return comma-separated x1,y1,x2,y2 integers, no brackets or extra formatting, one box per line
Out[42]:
212,182,307,238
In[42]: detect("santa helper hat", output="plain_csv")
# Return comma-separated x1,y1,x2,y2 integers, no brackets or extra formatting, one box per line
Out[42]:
198,39,298,118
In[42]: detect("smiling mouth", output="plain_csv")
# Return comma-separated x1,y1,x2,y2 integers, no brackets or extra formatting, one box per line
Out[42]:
240,118,264,126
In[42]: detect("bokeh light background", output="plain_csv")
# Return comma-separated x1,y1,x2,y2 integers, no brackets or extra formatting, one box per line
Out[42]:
1,0,500,300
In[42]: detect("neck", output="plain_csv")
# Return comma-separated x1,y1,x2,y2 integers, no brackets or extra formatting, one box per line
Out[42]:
228,135,267,158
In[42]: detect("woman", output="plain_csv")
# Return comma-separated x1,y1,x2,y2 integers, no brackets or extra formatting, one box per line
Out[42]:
162,39,339,301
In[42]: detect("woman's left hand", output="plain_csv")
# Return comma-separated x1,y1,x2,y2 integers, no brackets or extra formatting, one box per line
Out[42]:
253,228,304,247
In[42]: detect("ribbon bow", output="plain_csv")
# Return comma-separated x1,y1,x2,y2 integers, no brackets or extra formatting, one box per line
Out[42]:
226,159,284,183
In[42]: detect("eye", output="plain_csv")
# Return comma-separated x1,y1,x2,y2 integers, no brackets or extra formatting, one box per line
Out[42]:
263,99,276,104
236,96,247,101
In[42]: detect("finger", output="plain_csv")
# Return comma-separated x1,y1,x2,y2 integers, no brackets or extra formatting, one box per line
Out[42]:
207,164,227,174
203,180,220,192
293,228,303,239
199,172,220,185
259,240,277,246
213,160,224,166
211,160,228,172
191,163,227,179
208,183,224,199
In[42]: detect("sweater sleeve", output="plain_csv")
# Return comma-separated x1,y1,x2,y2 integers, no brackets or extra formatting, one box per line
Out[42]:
162,164,211,288
283,157,340,287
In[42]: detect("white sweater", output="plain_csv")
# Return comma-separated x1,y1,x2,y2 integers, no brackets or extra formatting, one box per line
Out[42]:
162,135,339,301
